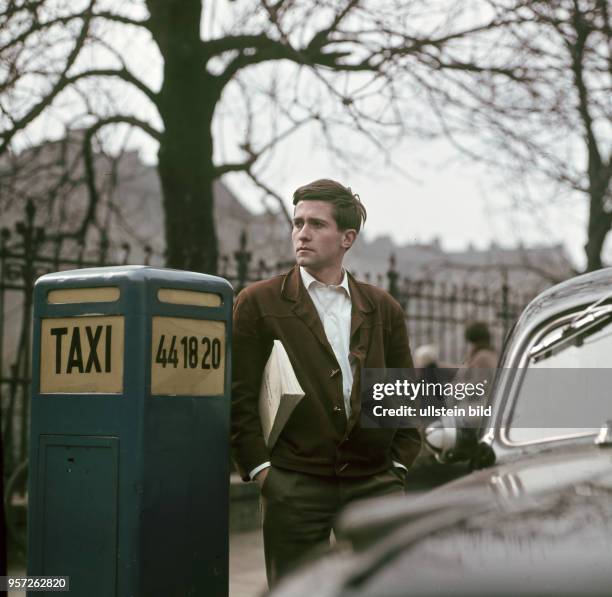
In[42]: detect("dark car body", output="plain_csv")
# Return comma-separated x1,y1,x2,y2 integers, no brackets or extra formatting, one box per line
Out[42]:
268,268,612,597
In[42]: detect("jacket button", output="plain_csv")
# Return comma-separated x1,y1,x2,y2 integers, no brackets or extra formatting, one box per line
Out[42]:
330,368,340,378
338,463,349,472
333,405,342,413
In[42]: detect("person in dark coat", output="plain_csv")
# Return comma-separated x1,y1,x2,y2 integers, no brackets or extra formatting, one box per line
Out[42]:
463,321,498,369
231,179,420,586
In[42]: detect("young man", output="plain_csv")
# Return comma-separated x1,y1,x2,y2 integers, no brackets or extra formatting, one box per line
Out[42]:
231,179,420,586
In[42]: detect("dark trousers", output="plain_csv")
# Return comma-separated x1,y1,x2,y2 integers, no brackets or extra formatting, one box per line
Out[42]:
260,466,405,587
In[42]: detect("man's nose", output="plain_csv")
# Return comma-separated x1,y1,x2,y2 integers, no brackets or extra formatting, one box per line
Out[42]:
297,225,311,240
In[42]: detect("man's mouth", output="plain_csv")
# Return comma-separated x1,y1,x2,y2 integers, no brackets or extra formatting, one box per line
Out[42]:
297,247,313,252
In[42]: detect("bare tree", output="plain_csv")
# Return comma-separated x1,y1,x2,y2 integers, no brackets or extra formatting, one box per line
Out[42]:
0,126,152,263
418,0,612,271
1,0,509,273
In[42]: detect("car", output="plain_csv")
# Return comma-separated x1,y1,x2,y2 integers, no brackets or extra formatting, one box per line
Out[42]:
267,267,612,596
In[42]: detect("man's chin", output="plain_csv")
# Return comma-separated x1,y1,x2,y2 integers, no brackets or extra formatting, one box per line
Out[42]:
295,254,314,266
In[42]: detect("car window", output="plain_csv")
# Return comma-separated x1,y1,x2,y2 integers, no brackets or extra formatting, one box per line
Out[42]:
507,313,612,443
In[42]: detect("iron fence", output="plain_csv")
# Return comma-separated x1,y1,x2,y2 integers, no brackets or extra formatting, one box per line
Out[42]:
389,262,534,365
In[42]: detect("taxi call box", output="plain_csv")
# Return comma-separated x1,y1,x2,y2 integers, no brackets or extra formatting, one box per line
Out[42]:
28,266,233,597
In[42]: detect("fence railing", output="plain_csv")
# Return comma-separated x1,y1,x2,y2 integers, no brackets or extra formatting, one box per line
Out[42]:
1,201,539,481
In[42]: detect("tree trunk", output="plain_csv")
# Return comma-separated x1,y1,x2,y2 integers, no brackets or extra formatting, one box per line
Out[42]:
147,0,219,274
157,127,218,274
585,221,606,272
584,183,611,272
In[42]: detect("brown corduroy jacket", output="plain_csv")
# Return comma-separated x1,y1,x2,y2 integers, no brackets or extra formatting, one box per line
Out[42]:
231,266,421,481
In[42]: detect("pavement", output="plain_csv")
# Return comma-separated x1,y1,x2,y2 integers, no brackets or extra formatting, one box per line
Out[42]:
8,528,268,597
230,529,268,597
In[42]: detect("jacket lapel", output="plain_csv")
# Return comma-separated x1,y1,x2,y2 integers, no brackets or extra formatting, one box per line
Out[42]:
348,272,374,354
281,266,337,362
347,273,376,432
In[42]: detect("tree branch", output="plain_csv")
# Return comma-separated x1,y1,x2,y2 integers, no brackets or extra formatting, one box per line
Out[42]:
66,67,159,104
304,0,360,54
422,54,535,83
1,11,86,53
213,156,257,177
78,116,162,240
214,7,518,89
569,5,602,171
213,114,312,177
92,10,150,28
1,66,159,155
244,170,292,228
203,33,283,57
0,1,95,154
83,115,162,142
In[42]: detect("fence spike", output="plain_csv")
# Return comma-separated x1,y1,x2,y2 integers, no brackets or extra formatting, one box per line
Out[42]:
121,242,131,265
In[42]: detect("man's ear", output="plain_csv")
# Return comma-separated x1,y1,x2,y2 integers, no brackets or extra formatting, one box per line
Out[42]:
342,229,357,250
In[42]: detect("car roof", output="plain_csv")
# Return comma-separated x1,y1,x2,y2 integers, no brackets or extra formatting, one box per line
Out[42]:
511,266,612,348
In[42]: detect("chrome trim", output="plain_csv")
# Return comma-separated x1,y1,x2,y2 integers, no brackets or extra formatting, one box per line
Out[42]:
500,428,597,447
568,290,612,325
529,305,612,361
595,420,612,446
499,310,600,448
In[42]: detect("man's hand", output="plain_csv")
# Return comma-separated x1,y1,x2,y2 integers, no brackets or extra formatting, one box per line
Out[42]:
255,467,270,489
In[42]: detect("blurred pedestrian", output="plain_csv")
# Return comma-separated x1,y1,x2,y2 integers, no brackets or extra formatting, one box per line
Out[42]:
463,321,498,369
414,343,443,396
452,321,498,433
414,343,439,369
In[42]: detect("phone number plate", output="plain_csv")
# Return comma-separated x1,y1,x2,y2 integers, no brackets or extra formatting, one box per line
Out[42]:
151,317,226,396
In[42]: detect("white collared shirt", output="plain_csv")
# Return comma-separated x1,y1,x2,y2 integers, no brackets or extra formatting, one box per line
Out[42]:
299,266,353,418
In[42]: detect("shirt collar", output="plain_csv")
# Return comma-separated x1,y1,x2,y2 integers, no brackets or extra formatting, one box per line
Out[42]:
299,266,350,296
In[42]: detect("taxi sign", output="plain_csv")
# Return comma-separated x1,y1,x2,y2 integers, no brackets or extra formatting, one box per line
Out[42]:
151,316,226,396
40,315,124,393
30,266,232,597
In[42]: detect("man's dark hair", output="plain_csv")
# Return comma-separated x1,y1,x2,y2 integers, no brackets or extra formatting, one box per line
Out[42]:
465,321,492,346
292,179,367,232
